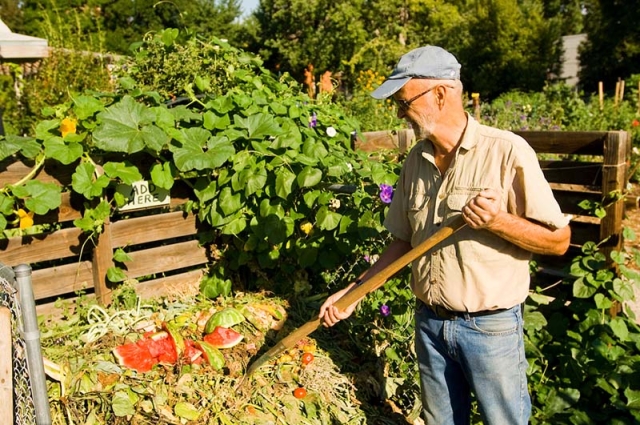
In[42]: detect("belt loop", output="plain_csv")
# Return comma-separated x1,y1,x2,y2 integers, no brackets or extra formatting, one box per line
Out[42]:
462,312,471,321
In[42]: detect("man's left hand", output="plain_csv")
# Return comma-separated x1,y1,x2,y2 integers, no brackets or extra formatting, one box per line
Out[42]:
462,189,502,229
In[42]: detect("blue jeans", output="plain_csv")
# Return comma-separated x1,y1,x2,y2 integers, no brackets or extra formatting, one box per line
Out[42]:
415,301,531,425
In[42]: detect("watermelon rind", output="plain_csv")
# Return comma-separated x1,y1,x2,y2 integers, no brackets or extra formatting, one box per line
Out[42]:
196,341,225,370
162,321,186,356
204,307,245,334
203,326,244,348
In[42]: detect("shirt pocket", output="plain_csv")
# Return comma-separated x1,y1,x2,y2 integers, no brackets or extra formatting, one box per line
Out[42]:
446,187,483,215
407,191,430,237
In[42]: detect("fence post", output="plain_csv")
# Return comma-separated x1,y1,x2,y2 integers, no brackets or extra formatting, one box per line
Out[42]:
92,213,114,305
600,131,629,264
14,264,51,425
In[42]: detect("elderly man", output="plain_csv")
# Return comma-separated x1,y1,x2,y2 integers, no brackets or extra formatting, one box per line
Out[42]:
319,46,571,424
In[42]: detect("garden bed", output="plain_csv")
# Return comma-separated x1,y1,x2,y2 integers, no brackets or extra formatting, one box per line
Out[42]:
39,286,374,425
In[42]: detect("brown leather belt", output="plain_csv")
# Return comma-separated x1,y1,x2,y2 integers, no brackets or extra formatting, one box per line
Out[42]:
428,304,508,320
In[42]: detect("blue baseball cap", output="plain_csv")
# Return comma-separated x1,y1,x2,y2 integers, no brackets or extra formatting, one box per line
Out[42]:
371,46,461,99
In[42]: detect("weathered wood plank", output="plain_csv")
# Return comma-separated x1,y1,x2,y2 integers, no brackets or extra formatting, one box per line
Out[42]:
0,158,75,186
32,260,94,300
135,269,204,300
356,129,610,156
111,211,199,248
0,226,86,266
121,240,209,280
540,160,603,186
514,131,608,155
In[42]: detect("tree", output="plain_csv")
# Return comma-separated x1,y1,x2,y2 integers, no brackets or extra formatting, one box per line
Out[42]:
578,0,640,94
17,0,245,54
456,0,563,99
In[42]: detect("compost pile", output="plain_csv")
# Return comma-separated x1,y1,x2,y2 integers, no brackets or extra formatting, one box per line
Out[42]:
40,290,366,424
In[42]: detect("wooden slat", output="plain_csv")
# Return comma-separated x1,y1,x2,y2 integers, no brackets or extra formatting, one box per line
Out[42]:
356,130,610,156
36,293,96,319
111,211,199,247
32,260,94,300
122,240,209,280
135,269,204,300
541,160,603,186
514,131,608,155
0,226,86,266
0,158,75,186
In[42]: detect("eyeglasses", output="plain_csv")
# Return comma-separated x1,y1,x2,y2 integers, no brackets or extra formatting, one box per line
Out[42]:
393,84,455,112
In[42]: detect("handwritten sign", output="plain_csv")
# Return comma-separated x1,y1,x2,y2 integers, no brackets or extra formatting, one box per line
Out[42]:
116,180,170,212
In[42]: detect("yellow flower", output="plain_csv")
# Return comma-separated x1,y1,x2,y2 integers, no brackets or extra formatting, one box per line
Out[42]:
60,117,77,138
299,221,313,235
471,93,480,99
17,209,34,229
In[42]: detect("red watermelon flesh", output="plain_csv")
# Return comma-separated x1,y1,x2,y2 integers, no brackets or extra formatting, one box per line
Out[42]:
203,326,244,348
113,342,158,373
140,332,178,364
183,339,204,364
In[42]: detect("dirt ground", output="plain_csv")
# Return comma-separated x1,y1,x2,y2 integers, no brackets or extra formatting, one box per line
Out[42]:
622,183,640,321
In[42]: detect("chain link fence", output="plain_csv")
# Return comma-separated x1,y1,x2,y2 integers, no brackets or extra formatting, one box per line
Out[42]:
0,264,38,425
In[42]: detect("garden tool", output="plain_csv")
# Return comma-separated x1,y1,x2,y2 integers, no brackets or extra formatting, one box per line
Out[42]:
244,214,467,378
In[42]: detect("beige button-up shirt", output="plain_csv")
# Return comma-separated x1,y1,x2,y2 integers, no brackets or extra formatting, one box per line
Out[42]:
384,115,569,312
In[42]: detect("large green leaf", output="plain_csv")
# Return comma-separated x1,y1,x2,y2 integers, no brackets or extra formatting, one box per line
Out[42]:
218,187,243,216
316,206,342,231
11,181,61,214
263,215,287,244
93,96,169,153
235,113,283,140
297,167,322,188
0,135,39,161
150,162,175,190
203,111,231,130
103,161,143,184
0,194,14,215
170,129,235,171
43,138,83,164
275,168,296,199
73,95,105,120
72,162,111,199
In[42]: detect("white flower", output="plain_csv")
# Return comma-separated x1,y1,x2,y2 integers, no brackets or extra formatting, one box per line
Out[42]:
329,198,341,209
346,163,353,172
326,126,337,137
633,147,640,155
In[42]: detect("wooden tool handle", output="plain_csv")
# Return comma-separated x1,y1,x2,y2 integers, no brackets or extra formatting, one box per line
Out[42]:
245,215,467,376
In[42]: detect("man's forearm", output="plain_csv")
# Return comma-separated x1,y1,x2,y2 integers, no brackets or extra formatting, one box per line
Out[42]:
487,211,571,256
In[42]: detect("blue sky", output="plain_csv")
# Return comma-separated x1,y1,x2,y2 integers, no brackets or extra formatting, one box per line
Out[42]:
240,0,259,16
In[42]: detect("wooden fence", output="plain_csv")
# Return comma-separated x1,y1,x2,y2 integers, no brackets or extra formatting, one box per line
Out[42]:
355,129,630,282
0,128,630,316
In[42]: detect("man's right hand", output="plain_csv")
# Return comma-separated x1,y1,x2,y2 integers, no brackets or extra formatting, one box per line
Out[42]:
318,284,359,327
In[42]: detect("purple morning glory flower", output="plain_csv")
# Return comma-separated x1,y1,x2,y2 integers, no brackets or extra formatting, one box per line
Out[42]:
309,112,317,128
380,304,391,317
379,184,393,204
